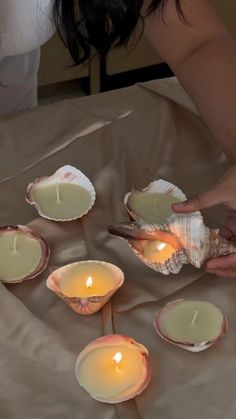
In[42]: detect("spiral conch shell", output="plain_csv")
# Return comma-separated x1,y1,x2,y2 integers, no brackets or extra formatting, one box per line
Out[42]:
108,180,236,275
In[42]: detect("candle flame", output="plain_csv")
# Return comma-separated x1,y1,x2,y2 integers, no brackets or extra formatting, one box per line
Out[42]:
113,352,122,365
156,242,167,251
86,276,93,289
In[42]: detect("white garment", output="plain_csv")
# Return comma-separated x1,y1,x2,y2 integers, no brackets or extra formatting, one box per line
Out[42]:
0,49,40,115
0,1,55,114
0,0,54,57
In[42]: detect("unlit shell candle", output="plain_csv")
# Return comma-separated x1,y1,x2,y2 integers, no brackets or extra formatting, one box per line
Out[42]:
26,165,96,222
154,300,228,352
0,226,49,283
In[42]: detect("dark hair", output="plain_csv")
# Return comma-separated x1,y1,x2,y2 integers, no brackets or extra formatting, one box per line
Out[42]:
53,0,182,64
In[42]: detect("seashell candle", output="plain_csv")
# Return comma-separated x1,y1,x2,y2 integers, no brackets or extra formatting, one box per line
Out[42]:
109,180,236,275
26,165,96,222
124,180,187,223
46,261,124,315
0,225,50,283
75,335,151,403
154,300,228,352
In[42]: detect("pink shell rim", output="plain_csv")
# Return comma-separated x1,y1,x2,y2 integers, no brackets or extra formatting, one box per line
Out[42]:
25,167,96,222
46,260,124,303
154,299,228,350
75,334,151,403
0,225,50,284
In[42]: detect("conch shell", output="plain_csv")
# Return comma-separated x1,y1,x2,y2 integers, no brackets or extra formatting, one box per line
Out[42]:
26,165,96,222
46,261,124,315
108,180,236,275
75,334,151,403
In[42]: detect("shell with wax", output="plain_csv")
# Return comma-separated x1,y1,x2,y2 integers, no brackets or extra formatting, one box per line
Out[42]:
108,180,236,275
124,179,187,223
0,225,50,284
154,300,228,352
46,261,124,315
75,334,151,403
26,165,96,222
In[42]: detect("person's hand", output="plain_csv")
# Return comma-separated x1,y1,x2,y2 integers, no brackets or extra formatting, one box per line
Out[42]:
172,166,236,277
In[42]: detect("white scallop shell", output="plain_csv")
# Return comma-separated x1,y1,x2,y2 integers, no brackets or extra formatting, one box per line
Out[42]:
154,300,228,352
124,179,188,222
26,165,96,222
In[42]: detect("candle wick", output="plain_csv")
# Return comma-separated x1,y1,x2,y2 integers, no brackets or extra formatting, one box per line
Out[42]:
13,235,18,254
191,310,199,327
154,198,158,212
56,183,61,203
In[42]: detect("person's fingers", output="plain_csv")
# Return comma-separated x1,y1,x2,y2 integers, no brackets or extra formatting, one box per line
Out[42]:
205,254,236,271
172,187,224,213
206,269,236,278
220,215,236,240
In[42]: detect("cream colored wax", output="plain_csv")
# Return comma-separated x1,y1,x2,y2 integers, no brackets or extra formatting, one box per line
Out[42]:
128,192,181,223
59,262,117,297
77,345,144,399
32,183,92,220
0,231,42,282
143,240,175,263
163,301,224,344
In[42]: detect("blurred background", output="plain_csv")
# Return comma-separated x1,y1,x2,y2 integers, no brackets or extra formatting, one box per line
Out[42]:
38,0,236,105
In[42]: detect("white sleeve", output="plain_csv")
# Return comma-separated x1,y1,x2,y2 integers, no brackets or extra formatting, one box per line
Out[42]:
0,0,55,57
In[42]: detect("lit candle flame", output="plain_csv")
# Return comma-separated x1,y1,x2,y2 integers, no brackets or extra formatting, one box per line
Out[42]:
113,352,122,366
86,276,93,289
156,242,167,251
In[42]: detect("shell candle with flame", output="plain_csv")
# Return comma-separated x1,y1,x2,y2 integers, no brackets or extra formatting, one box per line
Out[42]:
0,226,50,283
154,300,228,352
109,180,236,275
26,165,96,222
46,261,124,315
75,335,151,403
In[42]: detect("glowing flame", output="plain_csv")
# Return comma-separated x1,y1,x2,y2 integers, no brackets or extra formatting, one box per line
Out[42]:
113,352,122,365
156,242,167,251
86,276,93,289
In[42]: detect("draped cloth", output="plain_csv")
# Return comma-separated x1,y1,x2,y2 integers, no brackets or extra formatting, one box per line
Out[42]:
0,78,234,419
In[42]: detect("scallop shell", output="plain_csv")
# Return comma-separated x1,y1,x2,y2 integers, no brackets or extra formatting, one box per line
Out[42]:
26,165,96,222
108,214,236,275
75,334,151,403
124,179,188,222
154,300,228,352
46,261,124,315
0,225,50,283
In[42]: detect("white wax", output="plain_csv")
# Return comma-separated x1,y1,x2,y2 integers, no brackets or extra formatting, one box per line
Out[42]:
77,345,144,399
31,183,92,220
128,192,180,223
0,231,42,282
58,262,118,298
162,301,224,344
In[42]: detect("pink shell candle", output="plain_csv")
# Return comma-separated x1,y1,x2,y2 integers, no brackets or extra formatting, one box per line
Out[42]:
75,335,151,403
46,261,124,315
0,225,50,283
26,165,96,222
154,299,228,352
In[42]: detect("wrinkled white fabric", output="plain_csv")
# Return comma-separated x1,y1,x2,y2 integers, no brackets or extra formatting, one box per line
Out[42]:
0,0,54,57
